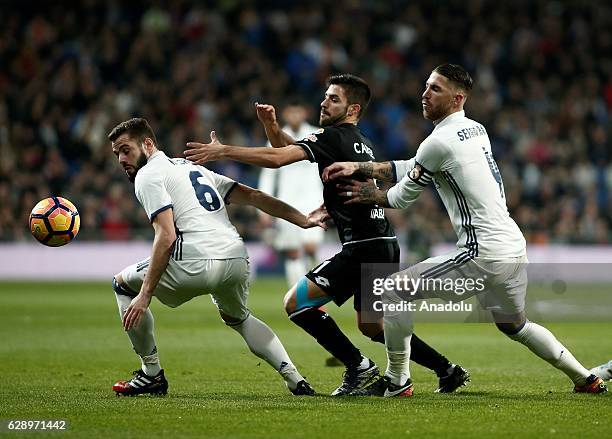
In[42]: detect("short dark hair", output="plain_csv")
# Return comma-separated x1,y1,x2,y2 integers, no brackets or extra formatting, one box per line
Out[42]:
434,64,473,94
108,117,158,147
326,74,371,118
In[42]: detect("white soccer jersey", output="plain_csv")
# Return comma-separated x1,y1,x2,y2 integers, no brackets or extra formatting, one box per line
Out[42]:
387,110,526,258
134,151,248,260
258,122,323,212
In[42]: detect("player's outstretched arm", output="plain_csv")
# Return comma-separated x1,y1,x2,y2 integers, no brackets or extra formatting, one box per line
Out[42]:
255,103,296,147
323,161,395,182
228,184,329,229
122,209,176,331
185,131,307,168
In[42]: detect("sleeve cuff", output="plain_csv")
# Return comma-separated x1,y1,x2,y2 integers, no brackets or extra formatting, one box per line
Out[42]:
390,161,397,182
295,142,316,162
149,204,173,222
223,182,239,204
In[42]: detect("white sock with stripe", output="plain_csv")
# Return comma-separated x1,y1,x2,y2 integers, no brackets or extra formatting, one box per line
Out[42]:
507,321,590,385
382,288,413,386
115,293,161,376
231,314,304,390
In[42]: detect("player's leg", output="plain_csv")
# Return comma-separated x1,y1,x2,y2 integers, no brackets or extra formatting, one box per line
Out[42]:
283,248,307,288
371,250,484,397
357,243,468,393
377,266,416,396
355,312,465,392
212,258,314,395
494,312,606,393
302,242,318,270
111,264,167,396
113,274,160,376
484,257,607,393
276,221,307,287
289,257,380,395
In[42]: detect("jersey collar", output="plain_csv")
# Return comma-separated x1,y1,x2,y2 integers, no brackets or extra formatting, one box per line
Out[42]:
147,150,166,163
433,110,465,130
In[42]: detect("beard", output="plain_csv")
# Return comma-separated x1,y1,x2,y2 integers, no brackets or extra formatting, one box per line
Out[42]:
319,107,348,127
126,150,148,182
423,102,452,122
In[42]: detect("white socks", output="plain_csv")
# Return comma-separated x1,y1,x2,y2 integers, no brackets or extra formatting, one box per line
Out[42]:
115,293,161,376
232,314,304,390
382,289,413,386
285,257,307,288
507,321,590,385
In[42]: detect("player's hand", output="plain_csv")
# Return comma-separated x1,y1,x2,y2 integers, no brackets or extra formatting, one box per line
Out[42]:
255,102,278,127
304,203,330,229
322,162,359,182
122,292,152,331
337,179,379,205
185,131,224,164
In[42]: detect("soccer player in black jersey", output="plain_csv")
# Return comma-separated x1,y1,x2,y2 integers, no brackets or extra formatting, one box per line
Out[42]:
185,74,469,395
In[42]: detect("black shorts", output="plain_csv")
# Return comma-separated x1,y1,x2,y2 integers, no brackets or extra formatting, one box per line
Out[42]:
305,239,399,312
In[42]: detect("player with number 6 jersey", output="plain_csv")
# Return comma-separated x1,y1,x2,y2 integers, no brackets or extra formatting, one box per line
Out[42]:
135,154,248,262
108,118,328,397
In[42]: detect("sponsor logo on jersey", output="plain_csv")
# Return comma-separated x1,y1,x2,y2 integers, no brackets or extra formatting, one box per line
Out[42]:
305,134,318,142
370,208,385,219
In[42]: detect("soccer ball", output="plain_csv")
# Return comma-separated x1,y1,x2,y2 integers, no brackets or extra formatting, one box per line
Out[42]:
29,197,80,247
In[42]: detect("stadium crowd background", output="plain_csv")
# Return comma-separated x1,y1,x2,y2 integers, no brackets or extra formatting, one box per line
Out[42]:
2,0,611,258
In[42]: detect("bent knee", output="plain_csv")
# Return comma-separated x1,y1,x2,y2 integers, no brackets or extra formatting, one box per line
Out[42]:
496,321,523,336
358,321,383,338
493,312,526,335
283,289,297,314
112,274,137,298
219,310,247,326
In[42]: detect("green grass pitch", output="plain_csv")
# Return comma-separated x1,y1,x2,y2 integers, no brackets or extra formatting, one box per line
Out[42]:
0,278,610,438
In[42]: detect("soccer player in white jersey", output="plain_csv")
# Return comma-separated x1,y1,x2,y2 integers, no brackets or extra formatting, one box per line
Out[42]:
108,118,328,396
323,63,608,396
257,102,324,286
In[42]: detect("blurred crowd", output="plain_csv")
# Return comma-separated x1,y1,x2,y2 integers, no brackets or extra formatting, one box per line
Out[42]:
1,0,611,252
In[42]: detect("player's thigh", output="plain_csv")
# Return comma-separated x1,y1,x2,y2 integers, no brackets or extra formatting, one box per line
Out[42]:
119,258,210,308
476,255,528,318
209,258,251,324
391,250,482,302
284,276,332,314
352,241,400,321
303,251,359,308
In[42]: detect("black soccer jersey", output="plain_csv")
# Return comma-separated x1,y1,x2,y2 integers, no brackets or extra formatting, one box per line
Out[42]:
295,123,395,245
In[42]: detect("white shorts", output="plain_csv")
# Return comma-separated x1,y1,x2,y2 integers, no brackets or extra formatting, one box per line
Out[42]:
119,257,250,321
393,250,528,315
273,220,324,251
